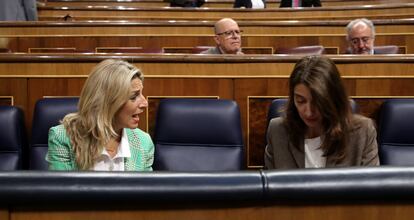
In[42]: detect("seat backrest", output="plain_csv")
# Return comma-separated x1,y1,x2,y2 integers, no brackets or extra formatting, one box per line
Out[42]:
192,46,214,54
0,106,27,170
378,99,414,165
153,99,244,171
275,45,325,55
374,45,399,54
30,98,79,170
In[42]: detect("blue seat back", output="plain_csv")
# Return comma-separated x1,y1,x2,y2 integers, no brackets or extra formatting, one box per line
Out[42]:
378,99,414,165
154,99,244,171
30,98,79,170
0,106,27,170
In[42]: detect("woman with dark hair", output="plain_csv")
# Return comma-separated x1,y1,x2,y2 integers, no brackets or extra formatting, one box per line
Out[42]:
264,56,379,169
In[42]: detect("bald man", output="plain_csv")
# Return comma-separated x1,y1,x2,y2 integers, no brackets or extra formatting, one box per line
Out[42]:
201,18,243,55
346,18,375,54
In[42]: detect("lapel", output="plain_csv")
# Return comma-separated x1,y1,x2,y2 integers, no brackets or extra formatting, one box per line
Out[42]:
325,155,337,167
124,129,141,171
291,137,337,168
290,139,305,168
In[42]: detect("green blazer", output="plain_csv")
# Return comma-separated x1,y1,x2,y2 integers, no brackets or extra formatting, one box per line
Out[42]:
47,124,154,171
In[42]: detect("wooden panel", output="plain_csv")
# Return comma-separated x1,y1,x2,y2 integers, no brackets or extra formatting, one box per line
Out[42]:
3,22,414,35
0,78,28,127
37,4,414,21
95,47,143,53
1,54,414,168
0,209,8,220
2,33,413,54
8,203,414,220
163,46,273,54
243,47,274,54
234,78,290,168
29,47,77,53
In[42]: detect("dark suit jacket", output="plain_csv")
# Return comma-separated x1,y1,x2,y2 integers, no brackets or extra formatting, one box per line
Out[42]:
279,0,321,7
169,0,205,7
234,0,266,8
0,0,38,21
264,115,379,169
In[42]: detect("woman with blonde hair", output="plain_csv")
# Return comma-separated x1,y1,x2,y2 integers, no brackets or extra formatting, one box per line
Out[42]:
265,56,379,169
47,59,154,171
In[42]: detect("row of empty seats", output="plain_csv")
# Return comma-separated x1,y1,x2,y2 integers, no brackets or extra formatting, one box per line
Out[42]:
1,98,413,171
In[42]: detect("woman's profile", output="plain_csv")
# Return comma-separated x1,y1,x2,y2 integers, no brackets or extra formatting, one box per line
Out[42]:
47,59,154,171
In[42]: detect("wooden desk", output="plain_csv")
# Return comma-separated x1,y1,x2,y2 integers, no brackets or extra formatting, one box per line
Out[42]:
2,169,414,220
2,33,413,54
37,3,414,21
4,203,414,220
1,19,413,35
44,0,414,8
1,19,413,54
1,54,413,168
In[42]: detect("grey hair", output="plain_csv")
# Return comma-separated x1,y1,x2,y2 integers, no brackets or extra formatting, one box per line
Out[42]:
345,18,375,41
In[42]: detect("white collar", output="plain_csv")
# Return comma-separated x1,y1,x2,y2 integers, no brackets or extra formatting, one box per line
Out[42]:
102,128,131,158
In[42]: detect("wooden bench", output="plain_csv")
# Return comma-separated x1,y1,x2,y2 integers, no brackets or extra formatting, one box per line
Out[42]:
37,3,414,21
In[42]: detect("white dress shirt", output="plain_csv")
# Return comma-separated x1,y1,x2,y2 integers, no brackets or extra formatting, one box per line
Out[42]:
93,129,131,171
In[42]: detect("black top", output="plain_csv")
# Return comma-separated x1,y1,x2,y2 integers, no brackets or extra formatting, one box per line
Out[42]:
279,0,321,7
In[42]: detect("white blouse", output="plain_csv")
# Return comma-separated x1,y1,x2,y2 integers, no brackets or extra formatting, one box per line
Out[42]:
93,129,131,171
251,0,265,8
304,136,326,168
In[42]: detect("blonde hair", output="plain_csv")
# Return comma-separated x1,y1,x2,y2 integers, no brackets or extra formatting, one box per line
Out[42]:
62,59,143,170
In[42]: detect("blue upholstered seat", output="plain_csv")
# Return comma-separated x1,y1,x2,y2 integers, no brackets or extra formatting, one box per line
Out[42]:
0,106,27,170
378,99,414,165
30,98,78,170
153,99,244,171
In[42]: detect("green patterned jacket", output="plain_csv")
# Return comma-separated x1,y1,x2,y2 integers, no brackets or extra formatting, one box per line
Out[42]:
47,124,154,171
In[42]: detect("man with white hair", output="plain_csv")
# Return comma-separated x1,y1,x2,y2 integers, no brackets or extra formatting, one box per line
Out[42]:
346,18,376,54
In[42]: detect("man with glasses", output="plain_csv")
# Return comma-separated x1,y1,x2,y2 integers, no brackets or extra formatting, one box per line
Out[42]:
201,18,243,55
346,18,375,54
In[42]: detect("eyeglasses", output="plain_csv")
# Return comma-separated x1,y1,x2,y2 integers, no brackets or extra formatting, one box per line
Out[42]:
216,30,243,38
350,37,373,46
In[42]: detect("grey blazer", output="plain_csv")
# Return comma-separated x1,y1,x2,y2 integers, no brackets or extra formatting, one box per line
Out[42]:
264,115,379,169
0,0,38,21
200,47,223,54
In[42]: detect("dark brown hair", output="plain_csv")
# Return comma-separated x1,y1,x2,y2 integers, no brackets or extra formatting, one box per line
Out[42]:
285,56,352,162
